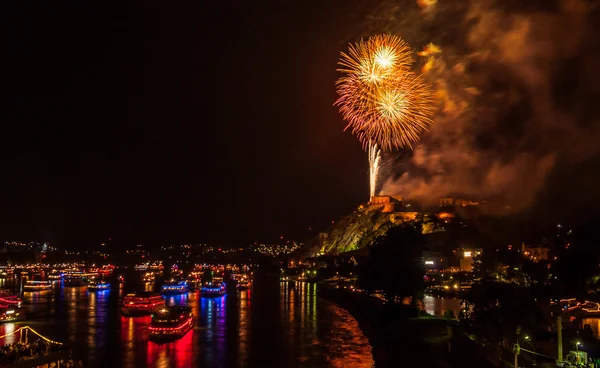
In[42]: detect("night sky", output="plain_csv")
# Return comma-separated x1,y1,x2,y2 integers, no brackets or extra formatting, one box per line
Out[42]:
3,1,378,246
6,0,600,247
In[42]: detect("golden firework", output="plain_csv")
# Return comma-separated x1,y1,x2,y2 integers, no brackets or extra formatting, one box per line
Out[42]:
335,34,435,151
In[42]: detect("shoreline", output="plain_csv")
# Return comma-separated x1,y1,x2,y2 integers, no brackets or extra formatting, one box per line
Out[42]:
317,283,494,368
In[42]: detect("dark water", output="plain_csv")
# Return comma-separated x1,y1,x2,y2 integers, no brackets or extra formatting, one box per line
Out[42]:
0,274,374,368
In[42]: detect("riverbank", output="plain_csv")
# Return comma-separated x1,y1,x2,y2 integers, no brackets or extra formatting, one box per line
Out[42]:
318,284,494,368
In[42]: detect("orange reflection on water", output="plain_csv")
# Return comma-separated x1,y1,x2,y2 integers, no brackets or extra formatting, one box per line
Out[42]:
238,289,250,362
87,290,97,353
582,318,600,337
422,295,464,317
0,323,17,345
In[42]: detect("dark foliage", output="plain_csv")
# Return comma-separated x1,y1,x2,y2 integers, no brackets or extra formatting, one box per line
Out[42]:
358,223,426,304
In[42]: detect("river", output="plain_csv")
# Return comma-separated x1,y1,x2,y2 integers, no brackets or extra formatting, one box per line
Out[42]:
0,273,374,368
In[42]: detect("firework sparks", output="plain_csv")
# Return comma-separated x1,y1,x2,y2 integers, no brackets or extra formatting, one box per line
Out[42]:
337,34,413,84
335,34,436,151
368,142,381,198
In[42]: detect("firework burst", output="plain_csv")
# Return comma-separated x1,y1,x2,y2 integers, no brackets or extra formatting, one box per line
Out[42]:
335,34,435,151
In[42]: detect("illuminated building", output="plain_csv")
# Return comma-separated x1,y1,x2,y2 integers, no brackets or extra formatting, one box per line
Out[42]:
522,244,551,262
424,248,482,273
370,195,403,213
457,248,482,272
389,212,419,224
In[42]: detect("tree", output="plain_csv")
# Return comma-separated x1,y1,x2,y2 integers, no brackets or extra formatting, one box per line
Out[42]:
461,280,543,361
357,223,426,305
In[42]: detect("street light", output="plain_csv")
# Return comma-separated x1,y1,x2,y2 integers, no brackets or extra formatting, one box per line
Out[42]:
576,341,582,351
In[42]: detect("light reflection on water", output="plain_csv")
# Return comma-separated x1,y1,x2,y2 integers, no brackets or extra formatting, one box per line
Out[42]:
582,318,600,338
0,275,375,367
422,294,465,317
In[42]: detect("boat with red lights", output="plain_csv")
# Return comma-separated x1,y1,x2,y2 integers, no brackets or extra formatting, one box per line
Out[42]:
0,290,22,308
149,306,194,342
160,280,189,295
121,292,164,316
98,265,115,275
200,282,226,297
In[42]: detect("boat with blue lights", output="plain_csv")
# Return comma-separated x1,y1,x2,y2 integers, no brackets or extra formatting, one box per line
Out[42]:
149,306,194,342
121,291,165,316
160,280,189,295
200,282,226,297
88,280,111,291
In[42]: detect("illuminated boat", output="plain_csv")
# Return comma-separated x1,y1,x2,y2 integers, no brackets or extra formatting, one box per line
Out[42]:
143,272,155,282
98,265,115,275
200,282,226,297
47,270,63,280
149,306,194,342
0,308,22,323
64,271,96,286
23,281,52,292
148,263,164,271
63,276,86,287
236,279,251,290
0,290,22,308
160,280,189,295
121,292,164,316
170,264,183,278
134,263,149,271
185,279,200,292
88,280,111,291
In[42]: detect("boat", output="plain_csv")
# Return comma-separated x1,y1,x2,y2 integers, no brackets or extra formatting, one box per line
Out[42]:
98,265,115,275
121,292,164,316
88,280,111,291
149,306,194,342
236,279,251,290
161,280,189,295
134,264,149,271
148,263,164,272
47,270,63,280
143,272,155,282
23,281,52,292
0,308,22,323
185,279,200,292
0,290,22,308
63,276,87,287
64,271,96,286
170,264,183,278
200,282,226,297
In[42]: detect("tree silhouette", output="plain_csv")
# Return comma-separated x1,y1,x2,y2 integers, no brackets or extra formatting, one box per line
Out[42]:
358,223,425,305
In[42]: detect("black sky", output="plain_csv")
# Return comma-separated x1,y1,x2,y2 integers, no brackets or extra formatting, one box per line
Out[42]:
3,1,379,246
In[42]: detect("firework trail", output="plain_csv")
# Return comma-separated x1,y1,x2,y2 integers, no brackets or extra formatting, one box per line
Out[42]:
368,142,381,198
335,34,435,198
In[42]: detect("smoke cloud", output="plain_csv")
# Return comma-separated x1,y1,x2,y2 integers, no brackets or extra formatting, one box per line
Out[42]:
368,0,600,214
